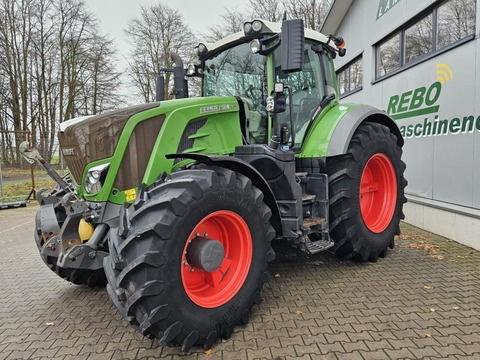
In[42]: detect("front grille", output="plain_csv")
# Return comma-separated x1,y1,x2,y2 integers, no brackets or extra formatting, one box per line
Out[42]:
58,103,159,183
114,115,165,191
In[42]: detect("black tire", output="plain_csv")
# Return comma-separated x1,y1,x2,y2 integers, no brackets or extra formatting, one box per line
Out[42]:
326,122,407,262
105,167,275,352
34,208,107,287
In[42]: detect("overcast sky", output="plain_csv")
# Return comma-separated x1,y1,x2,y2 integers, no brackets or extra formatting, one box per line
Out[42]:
84,0,251,102
85,0,250,60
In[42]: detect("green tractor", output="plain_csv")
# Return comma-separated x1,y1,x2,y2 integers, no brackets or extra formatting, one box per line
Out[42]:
24,18,406,351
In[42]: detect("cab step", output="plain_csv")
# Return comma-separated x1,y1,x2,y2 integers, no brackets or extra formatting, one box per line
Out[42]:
301,237,334,254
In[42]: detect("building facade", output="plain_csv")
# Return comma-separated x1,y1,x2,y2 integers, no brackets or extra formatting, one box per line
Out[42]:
322,0,480,250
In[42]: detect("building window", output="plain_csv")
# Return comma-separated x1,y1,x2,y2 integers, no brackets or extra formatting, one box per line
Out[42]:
404,13,433,63
437,0,476,50
375,0,476,79
377,34,400,77
337,56,363,97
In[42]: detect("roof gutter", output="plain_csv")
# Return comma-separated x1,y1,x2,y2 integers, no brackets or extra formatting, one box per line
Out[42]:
320,0,354,35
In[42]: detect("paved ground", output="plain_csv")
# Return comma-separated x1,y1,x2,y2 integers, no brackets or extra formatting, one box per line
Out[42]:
0,205,479,360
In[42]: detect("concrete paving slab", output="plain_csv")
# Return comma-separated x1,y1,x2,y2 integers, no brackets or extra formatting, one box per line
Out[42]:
0,204,479,359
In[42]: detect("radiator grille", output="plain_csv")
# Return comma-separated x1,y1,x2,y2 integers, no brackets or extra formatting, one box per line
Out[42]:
58,103,159,183
114,115,165,191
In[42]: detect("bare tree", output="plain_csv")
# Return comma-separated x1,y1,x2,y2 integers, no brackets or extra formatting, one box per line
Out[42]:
206,0,331,43
77,34,122,115
249,0,283,22
206,6,246,42
125,3,195,102
283,0,332,31
0,0,35,164
0,0,123,163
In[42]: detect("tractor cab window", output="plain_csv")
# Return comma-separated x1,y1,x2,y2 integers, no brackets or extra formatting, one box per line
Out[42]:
203,42,268,143
274,44,329,148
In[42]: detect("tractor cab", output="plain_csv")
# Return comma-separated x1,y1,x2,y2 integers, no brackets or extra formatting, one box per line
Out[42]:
192,19,342,149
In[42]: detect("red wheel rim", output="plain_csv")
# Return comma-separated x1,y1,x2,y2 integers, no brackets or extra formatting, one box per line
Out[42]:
181,210,252,308
360,153,397,233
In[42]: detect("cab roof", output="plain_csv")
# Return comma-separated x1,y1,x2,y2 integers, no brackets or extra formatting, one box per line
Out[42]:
197,19,338,56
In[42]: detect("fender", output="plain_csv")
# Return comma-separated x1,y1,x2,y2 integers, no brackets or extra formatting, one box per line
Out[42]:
300,104,404,158
165,153,282,235
327,104,403,156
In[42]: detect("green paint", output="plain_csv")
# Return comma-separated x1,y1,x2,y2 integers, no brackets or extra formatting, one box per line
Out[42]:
377,0,402,20
399,114,480,138
80,96,243,204
387,82,442,120
299,103,359,158
391,105,440,120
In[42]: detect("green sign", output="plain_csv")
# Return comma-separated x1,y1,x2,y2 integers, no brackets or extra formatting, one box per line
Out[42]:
387,82,442,120
386,64,480,138
377,0,402,20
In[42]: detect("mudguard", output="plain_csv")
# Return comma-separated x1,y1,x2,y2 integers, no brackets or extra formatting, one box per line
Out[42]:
301,104,404,158
165,153,282,235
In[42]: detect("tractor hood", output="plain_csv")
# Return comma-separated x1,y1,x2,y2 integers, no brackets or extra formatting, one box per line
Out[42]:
58,97,242,192
58,103,160,183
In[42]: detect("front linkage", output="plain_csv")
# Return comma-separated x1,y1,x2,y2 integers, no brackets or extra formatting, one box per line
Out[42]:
22,142,108,287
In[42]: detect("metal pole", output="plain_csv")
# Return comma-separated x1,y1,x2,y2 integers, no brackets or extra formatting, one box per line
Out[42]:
60,150,64,176
28,133,35,200
0,158,4,202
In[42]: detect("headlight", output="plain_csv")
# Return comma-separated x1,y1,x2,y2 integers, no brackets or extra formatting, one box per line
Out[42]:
186,63,196,76
244,22,252,35
197,43,207,56
250,39,261,54
252,20,263,32
84,163,110,194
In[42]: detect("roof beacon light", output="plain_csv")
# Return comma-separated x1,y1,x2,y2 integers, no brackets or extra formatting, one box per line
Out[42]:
334,37,345,49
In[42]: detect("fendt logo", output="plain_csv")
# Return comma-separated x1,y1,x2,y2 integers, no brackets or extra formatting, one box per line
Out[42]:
386,64,480,138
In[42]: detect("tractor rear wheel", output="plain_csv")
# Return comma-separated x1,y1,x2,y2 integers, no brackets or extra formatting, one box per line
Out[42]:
34,208,107,287
326,122,407,261
105,167,275,351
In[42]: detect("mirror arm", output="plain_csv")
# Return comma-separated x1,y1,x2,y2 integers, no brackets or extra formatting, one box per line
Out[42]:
283,85,295,148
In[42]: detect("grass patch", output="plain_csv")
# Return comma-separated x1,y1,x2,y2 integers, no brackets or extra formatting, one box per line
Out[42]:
1,165,67,180
1,167,46,179
1,178,56,200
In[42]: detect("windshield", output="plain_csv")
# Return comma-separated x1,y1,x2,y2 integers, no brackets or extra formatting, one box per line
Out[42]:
203,42,266,102
203,42,269,144
202,40,337,148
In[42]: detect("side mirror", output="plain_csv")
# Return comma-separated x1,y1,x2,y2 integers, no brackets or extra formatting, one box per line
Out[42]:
281,19,305,73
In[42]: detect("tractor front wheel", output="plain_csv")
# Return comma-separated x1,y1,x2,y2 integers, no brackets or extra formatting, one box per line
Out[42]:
105,167,275,351
326,122,407,261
